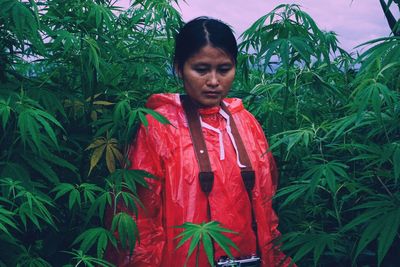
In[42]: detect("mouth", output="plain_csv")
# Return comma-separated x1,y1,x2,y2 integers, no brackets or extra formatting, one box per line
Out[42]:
202,91,222,98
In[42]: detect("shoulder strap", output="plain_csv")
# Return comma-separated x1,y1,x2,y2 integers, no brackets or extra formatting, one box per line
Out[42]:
180,95,260,257
220,101,260,257
180,94,256,193
220,102,255,193
180,95,214,195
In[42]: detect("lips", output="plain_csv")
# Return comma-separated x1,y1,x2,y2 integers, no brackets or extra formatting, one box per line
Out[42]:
202,91,221,98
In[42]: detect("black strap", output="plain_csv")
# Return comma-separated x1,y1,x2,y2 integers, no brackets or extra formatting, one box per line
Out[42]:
180,95,260,257
220,101,260,258
220,102,256,192
180,95,214,195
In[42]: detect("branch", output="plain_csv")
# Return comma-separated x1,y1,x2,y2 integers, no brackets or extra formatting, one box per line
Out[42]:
380,0,400,36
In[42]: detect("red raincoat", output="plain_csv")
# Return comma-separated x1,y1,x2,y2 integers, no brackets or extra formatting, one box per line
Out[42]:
107,93,293,267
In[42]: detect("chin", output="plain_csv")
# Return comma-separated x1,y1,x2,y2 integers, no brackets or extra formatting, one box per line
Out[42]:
201,97,223,107
201,101,220,107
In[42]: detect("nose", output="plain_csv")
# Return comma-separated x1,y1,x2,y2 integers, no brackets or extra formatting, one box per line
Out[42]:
206,71,219,87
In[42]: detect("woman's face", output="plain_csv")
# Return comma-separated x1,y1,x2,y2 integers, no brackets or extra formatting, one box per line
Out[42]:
178,45,236,107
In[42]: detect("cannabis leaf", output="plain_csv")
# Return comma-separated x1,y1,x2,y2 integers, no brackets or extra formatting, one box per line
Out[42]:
174,221,239,267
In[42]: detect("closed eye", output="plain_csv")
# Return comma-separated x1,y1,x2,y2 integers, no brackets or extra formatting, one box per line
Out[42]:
218,65,233,74
192,64,210,75
194,67,209,74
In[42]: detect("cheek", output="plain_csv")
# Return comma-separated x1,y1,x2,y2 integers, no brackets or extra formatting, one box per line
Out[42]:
184,77,202,94
185,74,204,88
224,73,235,86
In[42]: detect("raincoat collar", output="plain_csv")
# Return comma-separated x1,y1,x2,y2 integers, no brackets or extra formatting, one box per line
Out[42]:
145,93,244,114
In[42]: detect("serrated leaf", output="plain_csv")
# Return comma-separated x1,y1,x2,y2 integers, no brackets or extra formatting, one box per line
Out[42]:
0,100,11,129
140,108,171,125
105,145,115,173
23,156,59,184
202,233,214,266
43,153,78,173
377,209,400,265
69,188,81,210
88,142,106,175
73,227,113,258
0,206,18,237
86,138,106,150
393,146,400,182
52,183,75,200
174,221,238,264
354,219,385,260
138,111,148,127
93,100,114,106
111,212,138,255
35,114,59,148
341,208,384,232
186,231,201,260
18,109,41,149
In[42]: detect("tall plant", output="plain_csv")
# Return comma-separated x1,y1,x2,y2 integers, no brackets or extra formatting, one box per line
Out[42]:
1,1,399,266
0,0,182,265
234,4,400,266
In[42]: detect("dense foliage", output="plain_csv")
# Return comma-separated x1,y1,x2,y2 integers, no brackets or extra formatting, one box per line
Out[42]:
0,0,399,266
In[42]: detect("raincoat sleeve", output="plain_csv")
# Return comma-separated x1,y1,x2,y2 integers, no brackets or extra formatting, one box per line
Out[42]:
246,113,295,267
106,118,166,267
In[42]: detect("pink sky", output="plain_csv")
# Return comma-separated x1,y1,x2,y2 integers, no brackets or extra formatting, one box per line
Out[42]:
119,0,399,53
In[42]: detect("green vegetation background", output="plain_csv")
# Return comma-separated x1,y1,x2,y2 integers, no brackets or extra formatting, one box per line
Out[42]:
0,0,399,266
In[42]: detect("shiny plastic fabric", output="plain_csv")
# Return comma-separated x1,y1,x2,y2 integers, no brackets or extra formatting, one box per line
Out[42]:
106,93,294,267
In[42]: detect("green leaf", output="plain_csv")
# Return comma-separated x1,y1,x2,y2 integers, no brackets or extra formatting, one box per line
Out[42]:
138,111,148,127
34,113,59,148
354,218,385,261
17,107,63,152
18,109,41,150
52,183,75,200
86,191,111,222
127,110,138,129
393,145,400,183
187,231,201,259
111,212,138,255
43,152,78,173
113,100,130,122
83,37,100,72
341,207,385,232
0,99,11,129
0,205,19,237
73,227,115,258
377,209,400,265
64,250,115,267
174,221,238,264
23,155,59,184
69,188,81,210
275,182,309,207
140,108,171,125
202,232,214,266
280,39,290,67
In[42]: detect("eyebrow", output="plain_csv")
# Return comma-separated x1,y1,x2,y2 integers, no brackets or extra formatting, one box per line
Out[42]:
191,62,233,66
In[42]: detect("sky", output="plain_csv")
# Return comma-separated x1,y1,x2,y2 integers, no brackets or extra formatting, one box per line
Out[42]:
119,0,399,53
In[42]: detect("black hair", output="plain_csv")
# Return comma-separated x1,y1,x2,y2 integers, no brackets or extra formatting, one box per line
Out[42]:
173,16,238,73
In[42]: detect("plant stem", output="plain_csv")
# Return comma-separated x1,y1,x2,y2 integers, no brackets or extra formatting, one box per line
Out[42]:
376,175,393,197
196,244,200,267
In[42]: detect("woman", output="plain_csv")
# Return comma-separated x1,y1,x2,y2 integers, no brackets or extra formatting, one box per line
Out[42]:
107,17,293,267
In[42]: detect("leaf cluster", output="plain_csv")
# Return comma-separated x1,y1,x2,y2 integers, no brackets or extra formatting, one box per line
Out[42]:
174,221,239,267
1,1,399,266
233,5,400,266
0,0,180,265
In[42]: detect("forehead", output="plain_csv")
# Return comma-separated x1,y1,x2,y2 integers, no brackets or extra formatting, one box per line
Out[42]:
186,45,234,65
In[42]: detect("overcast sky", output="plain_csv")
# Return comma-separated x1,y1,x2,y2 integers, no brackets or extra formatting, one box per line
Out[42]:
120,0,399,53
